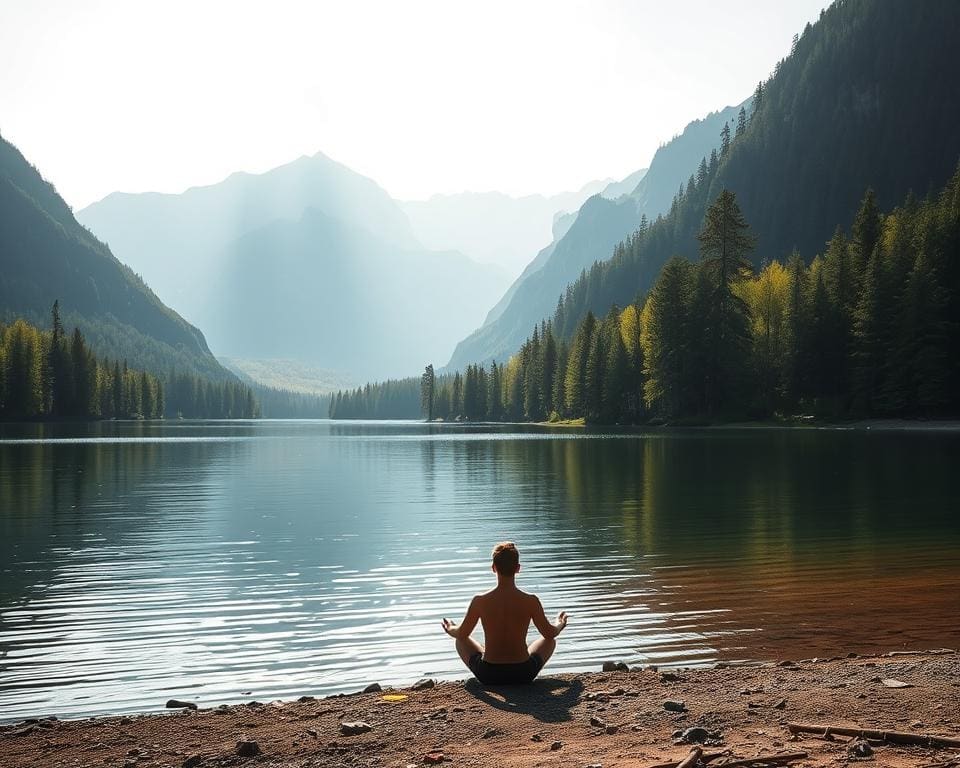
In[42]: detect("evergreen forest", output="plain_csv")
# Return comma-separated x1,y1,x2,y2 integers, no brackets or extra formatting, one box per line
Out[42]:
338,165,960,424
0,304,259,421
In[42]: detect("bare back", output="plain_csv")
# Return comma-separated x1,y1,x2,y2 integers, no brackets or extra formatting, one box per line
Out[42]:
472,584,549,663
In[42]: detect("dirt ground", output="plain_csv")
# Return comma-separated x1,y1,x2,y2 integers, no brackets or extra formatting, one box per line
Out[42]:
2,650,957,768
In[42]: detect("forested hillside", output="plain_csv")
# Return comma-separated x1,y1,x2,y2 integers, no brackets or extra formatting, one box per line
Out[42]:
0,306,258,421
339,168,959,423
445,102,744,371
552,0,960,343
0,135,229,381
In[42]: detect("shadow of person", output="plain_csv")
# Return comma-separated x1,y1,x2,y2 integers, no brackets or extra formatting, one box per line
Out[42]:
463,676,584,723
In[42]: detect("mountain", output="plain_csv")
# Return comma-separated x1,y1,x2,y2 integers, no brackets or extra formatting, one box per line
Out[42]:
78,151,422,320
79,152,509,380
189,207,505,380
399,178,613,277
0,134,229,380
445,102,744,370
551,0,960,342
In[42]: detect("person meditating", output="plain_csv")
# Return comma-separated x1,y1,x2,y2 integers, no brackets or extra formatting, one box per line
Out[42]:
441,541,568,685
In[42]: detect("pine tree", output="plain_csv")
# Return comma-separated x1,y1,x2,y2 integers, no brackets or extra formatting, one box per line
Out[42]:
697,190,756,415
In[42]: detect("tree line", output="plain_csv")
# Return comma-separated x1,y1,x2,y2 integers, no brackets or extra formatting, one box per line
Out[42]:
399,172,958,425
1,303,260,421
445,174,958,423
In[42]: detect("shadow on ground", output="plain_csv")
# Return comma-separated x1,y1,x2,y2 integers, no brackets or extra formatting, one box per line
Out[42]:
463,676,584,722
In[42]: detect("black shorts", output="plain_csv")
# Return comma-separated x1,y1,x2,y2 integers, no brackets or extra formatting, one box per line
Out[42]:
468,652,544,685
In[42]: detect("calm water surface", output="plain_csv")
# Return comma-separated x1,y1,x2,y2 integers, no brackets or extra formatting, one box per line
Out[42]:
0,420,958,721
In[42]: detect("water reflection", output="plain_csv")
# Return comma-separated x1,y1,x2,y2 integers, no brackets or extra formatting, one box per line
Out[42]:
0,421,957,721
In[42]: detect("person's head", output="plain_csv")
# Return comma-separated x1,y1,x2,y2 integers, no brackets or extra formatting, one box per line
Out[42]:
491,541,520,578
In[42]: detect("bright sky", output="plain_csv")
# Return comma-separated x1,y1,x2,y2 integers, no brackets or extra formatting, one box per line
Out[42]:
0,0,825,210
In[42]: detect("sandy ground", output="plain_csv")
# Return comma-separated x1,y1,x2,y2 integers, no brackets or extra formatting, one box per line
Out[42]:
2,650,958,768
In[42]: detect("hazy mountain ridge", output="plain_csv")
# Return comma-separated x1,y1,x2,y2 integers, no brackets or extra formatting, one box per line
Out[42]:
399,177,614,276
0,134,230,380
444,103,744,371
79,151,509,381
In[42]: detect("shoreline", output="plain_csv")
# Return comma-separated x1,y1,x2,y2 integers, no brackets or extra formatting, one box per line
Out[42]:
4,649,957,767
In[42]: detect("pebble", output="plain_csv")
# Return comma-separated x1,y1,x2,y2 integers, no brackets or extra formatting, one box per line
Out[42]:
589,715,606,728
660,672,682,682
297,695,315,702
182,756,202,768
601,660,629,672
165,699,198,710
773,698,787,710
550,740,563,751
605,725,618,735
423,751,444,764
412,678,436,690
531,734,543,742
363,683,383,694
848,739,873,757
340,721,373,736
663,700,687,713
481,727,500,738
235,740,260,758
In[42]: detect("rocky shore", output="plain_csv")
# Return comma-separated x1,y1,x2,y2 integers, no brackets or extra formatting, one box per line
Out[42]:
2,650,957,768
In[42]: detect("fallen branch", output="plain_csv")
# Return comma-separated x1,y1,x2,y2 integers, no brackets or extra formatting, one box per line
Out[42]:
788,723,960,749
645,751,725,768
646,750,806,768
709,752,808,767
676,747,702,768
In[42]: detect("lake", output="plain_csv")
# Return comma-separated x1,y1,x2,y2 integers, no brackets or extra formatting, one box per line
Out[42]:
1,420,958,721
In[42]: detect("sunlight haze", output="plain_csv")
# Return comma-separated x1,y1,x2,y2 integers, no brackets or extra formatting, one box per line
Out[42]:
1,0,825,209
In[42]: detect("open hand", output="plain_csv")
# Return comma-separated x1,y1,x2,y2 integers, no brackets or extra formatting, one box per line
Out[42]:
441,618,458,638
555,611,569,633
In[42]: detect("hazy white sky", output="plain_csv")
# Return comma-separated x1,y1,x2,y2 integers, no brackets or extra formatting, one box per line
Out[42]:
1,0,825,210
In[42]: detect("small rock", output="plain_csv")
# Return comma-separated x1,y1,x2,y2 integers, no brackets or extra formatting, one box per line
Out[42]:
423,752,444,764
235,741,260,758
531,734,543,742
604,661,629,672
773,698,787,710
550,740,563,751
663,700,686,713
585,763,602,768
630,665,644,672
363,683,382,694
412,678,435,690
777,660,795,667
678,726,717,744
881,678,913,688
481,727,499,738
848,739,873,757
340,721,373,736
589,715,606,728
182,756,203,768
660,672,681,683
605,725,618,735
165,699,198,710
297,695,315,703
305,728,317,738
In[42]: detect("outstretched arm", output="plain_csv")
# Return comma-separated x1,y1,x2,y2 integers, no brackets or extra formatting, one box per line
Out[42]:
441,597,480,640
531,597,568,640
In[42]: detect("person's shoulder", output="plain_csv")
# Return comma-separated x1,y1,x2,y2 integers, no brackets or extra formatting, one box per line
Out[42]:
518,589,541,604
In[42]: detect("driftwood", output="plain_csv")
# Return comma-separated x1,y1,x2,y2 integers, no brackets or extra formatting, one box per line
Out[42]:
646,751,724,768
788,722,960,749
676,747,702,768
647,750,806,768
710,752,808,767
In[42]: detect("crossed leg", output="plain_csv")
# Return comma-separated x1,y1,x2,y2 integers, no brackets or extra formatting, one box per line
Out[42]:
527,636,557,665
455,635,484,667
456,635,557,670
